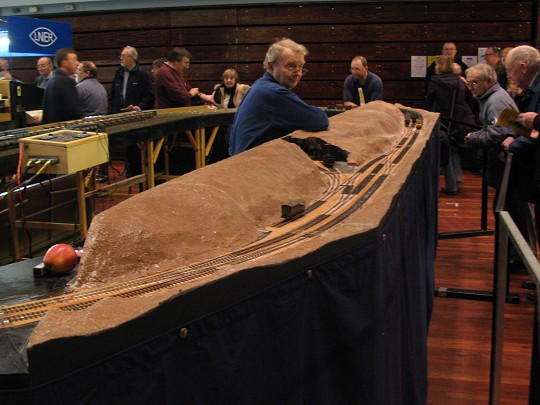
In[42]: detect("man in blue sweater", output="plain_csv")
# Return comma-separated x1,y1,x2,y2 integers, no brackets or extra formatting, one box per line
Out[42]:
229,38,329,155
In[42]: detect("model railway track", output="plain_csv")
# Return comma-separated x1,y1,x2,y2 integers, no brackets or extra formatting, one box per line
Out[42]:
0,109,424,328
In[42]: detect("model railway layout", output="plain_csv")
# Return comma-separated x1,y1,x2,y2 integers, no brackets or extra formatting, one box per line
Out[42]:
0,107,424,329
0,107,236,175
0,111,156,150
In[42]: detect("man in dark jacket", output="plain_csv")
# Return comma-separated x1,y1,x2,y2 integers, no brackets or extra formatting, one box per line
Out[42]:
111,46,154,177
111,46,154,113
485,46,540,287
42,48,83,124
503,46,540,244
503,46,540,202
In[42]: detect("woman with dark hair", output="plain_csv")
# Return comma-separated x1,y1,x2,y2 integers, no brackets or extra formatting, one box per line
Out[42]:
426,55,477,194
211,68,250,109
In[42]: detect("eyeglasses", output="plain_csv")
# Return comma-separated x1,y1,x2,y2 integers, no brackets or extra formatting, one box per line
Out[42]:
37,64,50,68
484,53,496,57
466,80,479,87
284,65,308,75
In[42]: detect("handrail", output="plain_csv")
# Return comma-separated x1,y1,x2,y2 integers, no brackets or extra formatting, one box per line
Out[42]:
491,210,540,404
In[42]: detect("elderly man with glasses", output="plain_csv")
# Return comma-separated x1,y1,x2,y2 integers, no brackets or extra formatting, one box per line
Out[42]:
111,45,154,113
111,45,154,179
465,62,535,275
229,38,329,155
343,56,383,108
464,63,517,191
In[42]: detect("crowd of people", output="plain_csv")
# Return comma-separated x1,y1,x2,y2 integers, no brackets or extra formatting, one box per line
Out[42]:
29,40,384,140
25,40,384,170
21,40,540,224
425,41,540,297
16,40,537,181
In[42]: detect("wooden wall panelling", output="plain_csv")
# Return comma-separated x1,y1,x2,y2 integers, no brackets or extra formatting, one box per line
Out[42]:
173,45,239,63
298,61,412,81
236,40,530,64
5,1,537,110
76,46,173,65
294,80,424,102
169,8,238,27
73,30,172,51
236,3,532,25
171,27,239,46
187,63,239,80
54,11,172,32
235,22,532,45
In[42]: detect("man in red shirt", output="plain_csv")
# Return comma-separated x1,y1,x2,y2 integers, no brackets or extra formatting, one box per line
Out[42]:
154,47,215,109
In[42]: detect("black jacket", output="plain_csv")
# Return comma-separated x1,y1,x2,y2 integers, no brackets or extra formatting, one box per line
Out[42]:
425,58,469,95
111,63,154,112
426,73,477,141
42,69,83,124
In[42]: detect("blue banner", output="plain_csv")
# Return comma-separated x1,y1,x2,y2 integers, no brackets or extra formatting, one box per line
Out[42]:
6,16,72,56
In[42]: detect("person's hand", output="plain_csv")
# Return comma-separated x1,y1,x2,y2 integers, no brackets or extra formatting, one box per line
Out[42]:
502,137,515,150
132,105,141,111
27,115,42,125
199,93,218,108
531,129,539,140
204,94,218,110
507,81,523,99
515,112,537,129
464,132,473,143
189,88,200,98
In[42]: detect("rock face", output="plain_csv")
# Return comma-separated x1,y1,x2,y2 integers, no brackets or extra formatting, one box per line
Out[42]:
75,101,411,289
290,100,406,166
75,139,328,288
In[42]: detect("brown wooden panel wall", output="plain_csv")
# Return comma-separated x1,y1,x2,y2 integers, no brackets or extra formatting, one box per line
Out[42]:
6,1,536,109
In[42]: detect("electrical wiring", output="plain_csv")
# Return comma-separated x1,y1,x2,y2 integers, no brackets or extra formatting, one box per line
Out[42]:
9,158,55,258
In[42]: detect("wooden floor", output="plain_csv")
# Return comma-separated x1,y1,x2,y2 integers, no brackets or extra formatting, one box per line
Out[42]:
92,163,536,404
429,170,536,404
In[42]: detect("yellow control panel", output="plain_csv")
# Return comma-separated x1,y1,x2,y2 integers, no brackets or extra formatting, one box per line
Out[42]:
19,129,109,174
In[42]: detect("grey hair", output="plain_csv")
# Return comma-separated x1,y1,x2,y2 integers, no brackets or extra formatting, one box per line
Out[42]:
263,38,308,70
505,45,540,70
123,46,138,61
465,63,497,83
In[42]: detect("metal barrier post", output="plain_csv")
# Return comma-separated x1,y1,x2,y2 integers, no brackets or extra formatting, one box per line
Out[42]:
530,301,540,405
493,211,540,404
489,211,509,405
